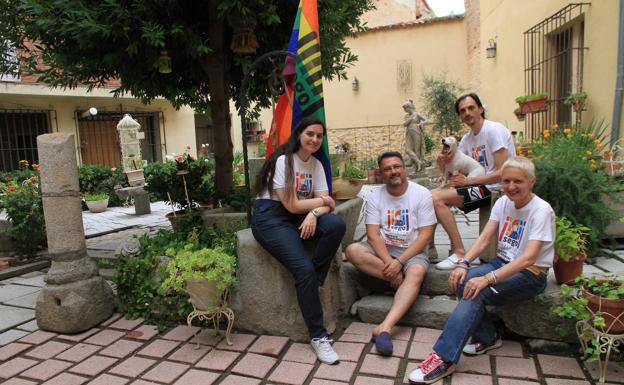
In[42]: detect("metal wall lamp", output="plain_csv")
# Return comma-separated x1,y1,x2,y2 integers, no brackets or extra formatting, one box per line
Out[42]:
486,39,497,58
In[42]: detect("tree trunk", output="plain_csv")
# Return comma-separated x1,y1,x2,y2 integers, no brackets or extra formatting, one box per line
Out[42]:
205,2,233,199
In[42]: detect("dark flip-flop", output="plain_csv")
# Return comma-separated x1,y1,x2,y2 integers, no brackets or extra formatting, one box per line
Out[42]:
372,331,393,356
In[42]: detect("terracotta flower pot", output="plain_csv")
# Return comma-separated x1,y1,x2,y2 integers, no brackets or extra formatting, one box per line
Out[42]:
582,280,624,334
519,96,548,114
333,177,367,200
185,278,222,311
553,254,585,285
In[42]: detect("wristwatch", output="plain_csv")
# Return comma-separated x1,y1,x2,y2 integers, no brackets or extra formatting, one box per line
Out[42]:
311,208,321,218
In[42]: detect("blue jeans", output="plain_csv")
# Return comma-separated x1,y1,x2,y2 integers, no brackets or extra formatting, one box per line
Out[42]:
433,258,547,363
251,199,346,339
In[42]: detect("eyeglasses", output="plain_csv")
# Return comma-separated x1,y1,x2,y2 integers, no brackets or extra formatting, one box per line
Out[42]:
382,164,404,173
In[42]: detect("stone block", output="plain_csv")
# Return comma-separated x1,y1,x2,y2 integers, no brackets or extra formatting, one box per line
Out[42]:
36,276,115,334
37,134,79,194
356,295,457,329
334,197,363,248
494,274,577,343
231,229,342,342
202,207,247,228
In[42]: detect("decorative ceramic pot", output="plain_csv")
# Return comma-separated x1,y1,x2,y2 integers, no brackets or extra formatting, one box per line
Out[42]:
582,280,624,334
85,198,109,213
186,278,221,311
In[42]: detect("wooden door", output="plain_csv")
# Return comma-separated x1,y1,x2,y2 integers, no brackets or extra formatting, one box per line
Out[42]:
79,120,121,166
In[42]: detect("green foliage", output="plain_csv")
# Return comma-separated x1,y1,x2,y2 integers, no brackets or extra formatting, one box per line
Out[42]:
0,162,45,257
78,164,128,207
532,122,614,256
83,193,109,202
232,151,244,186
256,141,267,158
359,158,377,171
161,230,236,298
113,222,244,330
0,0,374,196
145,153,214,210
552,275,624,360
555,216,590,262
420,73,464,135
220,186,253,213
343,162,365,179
515,92,548,103
564,91,588,107
424,132,435,154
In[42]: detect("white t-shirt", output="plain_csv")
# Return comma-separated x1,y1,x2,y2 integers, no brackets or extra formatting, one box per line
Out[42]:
258,154,328,200
365,181,437,249
490,195,555,268
458,120,516,190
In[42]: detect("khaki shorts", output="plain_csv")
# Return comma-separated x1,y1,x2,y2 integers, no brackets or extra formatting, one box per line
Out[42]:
359,240,429,271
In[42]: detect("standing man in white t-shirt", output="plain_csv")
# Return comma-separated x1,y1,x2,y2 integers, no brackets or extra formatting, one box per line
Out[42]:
345,152,436,356
433,93,516,270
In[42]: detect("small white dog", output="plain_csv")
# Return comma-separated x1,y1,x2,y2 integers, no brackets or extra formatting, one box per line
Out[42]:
441,136,485,185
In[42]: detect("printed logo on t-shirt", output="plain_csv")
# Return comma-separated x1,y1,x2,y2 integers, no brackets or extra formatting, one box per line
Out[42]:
471,145,489,168
498,215,526,249
386,209,410,231
295,171,313,198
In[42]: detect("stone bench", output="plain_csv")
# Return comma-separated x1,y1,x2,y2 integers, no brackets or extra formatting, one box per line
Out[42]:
231,197,363,342
344,262,578,343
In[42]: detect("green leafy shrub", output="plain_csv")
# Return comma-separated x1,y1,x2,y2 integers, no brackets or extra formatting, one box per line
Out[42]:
515,92,548,103
0,177,45,257
78,164,128,207
343,163,365,179
144,152,214,210
424,132,435,154
555,216,590,262
161,230,236,299
420,73,464,136
564,91,587,107
532,122,614,255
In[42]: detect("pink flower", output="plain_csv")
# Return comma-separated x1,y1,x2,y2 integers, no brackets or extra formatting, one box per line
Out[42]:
111,167,117,172
4,175,11,182
186,144,191,150
190,155,195,160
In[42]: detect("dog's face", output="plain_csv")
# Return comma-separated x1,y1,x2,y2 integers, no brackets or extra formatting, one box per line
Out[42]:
441,136,458,156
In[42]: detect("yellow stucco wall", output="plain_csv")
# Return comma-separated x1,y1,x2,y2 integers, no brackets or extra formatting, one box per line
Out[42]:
324,18,469,129
479,0,622,141
0,82,197,164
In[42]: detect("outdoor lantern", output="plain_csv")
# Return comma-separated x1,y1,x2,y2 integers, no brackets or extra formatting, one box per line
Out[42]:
352,77,359,91
486,39,497,58
230,12,259,54
158,51,172,74
80,107,98,118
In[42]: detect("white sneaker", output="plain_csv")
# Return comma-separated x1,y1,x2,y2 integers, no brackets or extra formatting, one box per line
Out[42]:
435,253,460,270
311,336,339,364
435,254,481,270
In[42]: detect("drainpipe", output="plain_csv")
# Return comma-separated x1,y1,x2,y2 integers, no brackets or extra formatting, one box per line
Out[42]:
610,0,624,147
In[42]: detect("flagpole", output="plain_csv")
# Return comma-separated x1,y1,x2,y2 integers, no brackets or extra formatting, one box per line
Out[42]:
239,50,296,223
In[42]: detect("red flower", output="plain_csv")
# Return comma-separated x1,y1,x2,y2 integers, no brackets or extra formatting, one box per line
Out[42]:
176,156,183,163
4,175,11,182
32,163,40,172
8,186,15,192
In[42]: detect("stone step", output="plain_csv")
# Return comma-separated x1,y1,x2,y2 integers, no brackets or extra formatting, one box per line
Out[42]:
356,294,457,329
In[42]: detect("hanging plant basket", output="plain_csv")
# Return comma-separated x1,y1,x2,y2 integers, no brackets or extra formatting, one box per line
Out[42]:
514,110,526,121
519,96,548,114
572,100,586,112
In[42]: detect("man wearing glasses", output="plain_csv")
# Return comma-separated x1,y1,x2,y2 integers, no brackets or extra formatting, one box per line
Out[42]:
345,152,436,356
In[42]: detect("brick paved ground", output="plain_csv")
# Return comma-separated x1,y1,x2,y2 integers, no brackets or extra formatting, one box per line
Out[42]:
1,313,623,385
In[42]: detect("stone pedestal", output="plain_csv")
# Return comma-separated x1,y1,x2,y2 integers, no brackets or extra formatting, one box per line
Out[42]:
115,186,151,215
36,133,114,333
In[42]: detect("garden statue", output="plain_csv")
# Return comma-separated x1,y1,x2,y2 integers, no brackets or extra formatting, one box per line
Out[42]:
403,99,428,174
35,133,114,333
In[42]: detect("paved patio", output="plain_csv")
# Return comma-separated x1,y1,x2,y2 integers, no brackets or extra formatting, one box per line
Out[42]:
1,198,623,384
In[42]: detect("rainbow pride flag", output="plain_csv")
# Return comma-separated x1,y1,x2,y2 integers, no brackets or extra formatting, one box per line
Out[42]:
266,0,332,193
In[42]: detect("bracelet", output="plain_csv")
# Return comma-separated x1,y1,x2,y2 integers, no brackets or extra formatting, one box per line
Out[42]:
458,259,471,267
453,264,469,270
483,273,494,285
395,258,405,266
311,208,321,218
491,270,498,284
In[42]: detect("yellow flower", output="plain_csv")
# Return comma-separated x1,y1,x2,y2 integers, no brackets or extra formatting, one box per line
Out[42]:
543,130,550,138
551,124,559,129
586,150,592,155
563,128,571,134
595,139,602,145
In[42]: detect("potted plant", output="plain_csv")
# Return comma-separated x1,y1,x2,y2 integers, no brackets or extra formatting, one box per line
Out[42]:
83,193,109,213
515,92,548,114
564,91,587,112
554,275,624,342
514,107,526,121
333,162,367,200
553,216,590,284
160,230,237,312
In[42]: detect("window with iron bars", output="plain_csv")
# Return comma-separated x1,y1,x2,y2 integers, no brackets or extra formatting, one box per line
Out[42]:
0,110,52,171
523,3,589,140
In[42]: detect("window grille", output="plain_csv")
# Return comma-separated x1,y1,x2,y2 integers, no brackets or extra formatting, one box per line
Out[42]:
0,110,52,171
523,3,590,140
